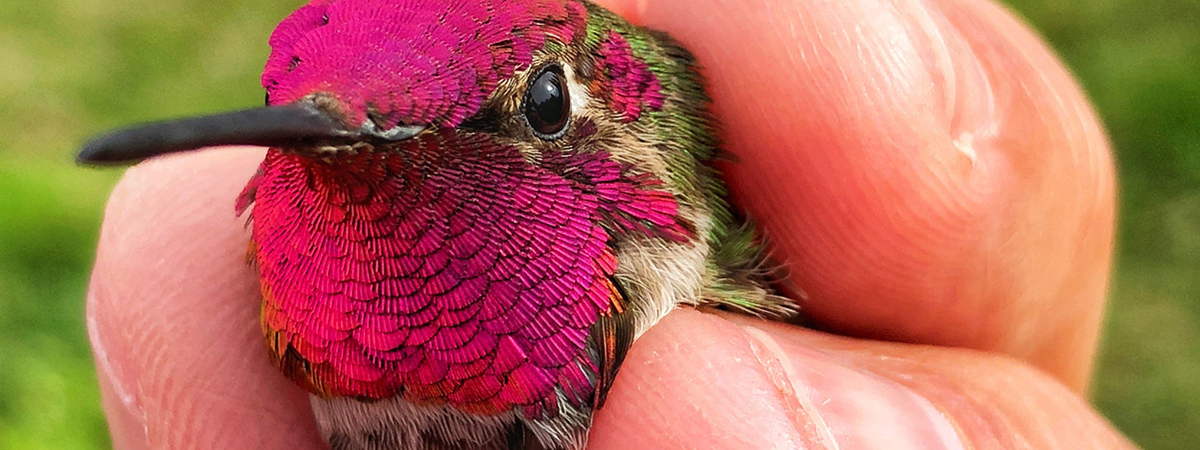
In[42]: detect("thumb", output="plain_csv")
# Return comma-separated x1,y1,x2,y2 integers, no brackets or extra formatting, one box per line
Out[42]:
588,309,1134,449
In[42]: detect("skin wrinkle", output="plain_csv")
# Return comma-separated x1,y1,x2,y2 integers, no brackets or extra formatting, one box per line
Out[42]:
89,288,151,449
740,325,839,449
911,0,958,133
741,323,968,450
833,0,988,341
91,169,170,447
898,0,1003,348
947,0,1047,359
87,291,144,424
720,312,1134,449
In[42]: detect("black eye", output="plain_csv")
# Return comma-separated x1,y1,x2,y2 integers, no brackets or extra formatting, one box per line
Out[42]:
524,65,570,140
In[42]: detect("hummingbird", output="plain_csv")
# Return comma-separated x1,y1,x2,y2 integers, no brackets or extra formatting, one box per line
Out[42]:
80,0,795,448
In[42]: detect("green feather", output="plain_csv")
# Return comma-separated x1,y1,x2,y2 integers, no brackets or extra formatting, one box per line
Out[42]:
583,3,796,318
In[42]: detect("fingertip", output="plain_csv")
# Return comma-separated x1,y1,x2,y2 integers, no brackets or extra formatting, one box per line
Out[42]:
588,309,809,449
716,312,1136,449
594,311,1134,449
89,148,325,449
590,310,970,449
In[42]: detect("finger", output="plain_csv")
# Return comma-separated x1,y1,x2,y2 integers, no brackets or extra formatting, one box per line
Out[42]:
88,148,325,449
589,309,1134,449
593,0,1116,391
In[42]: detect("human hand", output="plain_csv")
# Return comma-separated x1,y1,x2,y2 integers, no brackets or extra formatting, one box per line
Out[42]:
86,0,1131,448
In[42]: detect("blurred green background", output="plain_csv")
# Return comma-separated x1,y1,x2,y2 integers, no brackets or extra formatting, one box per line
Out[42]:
0,0,1196,448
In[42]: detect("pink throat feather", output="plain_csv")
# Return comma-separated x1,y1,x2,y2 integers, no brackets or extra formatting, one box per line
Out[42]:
243,131,689,417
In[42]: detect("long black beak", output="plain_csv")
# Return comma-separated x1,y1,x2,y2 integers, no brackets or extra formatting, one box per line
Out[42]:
77,102,426,165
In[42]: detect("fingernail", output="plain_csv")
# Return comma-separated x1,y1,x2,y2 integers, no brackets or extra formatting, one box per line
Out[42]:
740,325,966,450
88,288,149,449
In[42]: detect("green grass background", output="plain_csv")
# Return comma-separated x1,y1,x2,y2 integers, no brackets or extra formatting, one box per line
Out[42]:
0,0,1196,448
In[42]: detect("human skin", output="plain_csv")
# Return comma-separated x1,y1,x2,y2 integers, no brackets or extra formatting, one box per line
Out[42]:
84,0,1133,448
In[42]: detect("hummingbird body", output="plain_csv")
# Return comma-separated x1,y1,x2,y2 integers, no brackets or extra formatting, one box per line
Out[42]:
80,0,794,448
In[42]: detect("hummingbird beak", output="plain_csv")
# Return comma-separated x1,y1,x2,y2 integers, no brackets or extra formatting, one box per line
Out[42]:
77,101,428,165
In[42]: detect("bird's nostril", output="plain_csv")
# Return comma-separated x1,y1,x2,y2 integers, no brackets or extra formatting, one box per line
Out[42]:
361,120,428,142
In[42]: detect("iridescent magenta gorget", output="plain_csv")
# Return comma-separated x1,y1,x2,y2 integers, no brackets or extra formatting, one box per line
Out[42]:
242,0,684,417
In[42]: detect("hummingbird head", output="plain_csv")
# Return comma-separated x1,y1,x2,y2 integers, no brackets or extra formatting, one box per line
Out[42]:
258,0,588,152
81,0,705,185
80,0,719,409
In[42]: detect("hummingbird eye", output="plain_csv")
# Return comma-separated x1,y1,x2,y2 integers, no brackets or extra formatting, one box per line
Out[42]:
523,65,570,140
